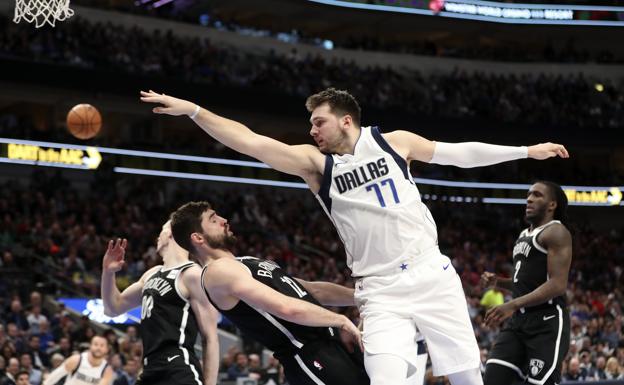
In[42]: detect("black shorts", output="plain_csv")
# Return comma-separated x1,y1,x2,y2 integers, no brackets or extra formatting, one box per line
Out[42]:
486,304,570,385
137,349,203,385
277,339,369,385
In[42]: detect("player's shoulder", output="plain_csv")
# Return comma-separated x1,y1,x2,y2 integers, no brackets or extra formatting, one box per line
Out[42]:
205,258,248,280
540,221,572,244
140,265,162,282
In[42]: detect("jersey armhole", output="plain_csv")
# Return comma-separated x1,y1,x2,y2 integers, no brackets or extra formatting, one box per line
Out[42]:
174,265,194,303
71,354,82,376
100,362,109,377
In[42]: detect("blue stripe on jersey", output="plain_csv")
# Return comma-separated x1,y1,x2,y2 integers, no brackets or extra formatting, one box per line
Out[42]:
318,154,334,213
370,126,410,180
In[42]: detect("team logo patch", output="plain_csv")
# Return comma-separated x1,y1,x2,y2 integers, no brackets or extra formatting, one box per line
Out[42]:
529,358,545,377
313,360,323,371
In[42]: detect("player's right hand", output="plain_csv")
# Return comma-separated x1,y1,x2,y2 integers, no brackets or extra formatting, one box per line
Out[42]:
140,90,197,117
480,272,497,289
102,238,127,273
339,316,364,353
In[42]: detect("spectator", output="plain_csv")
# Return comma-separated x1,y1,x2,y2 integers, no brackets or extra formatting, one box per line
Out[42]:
14,372,29,385
227,352,250,381
26,307,46,335
1,357,19,385
564,357,587,381
605,356,623,380
17,355,40,385
6,300,28,332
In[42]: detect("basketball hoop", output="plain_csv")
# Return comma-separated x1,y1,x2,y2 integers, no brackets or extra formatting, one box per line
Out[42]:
14,0,74,28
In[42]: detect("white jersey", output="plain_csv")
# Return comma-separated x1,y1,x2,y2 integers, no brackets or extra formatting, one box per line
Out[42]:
315,126,438,277
64,352,108,385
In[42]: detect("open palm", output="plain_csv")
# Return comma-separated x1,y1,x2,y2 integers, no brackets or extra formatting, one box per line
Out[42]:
102,238,128,273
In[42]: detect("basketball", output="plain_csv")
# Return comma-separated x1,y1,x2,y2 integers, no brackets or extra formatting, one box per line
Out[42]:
66,103,102,140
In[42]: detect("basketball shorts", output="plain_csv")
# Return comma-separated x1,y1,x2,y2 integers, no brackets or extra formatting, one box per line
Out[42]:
276,339,370,385
137,348,203,385
486,304,570,385
354,250,481,376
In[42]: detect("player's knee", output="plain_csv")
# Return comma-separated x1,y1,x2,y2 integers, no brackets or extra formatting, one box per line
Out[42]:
365,353,409,385
484,363,518,385
448,367,483,385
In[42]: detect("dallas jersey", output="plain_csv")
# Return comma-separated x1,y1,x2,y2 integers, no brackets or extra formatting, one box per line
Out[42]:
316,126,438,277
512,220,566,309
64,352,108,385
141,262,199,359
202,257,337,355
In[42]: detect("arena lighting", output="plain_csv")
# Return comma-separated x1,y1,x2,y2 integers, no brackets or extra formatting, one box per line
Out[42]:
1,138,623,206
307,0,624,26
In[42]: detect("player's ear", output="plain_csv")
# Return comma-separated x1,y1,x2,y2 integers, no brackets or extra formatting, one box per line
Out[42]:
190,232,203,246
548,200,557,213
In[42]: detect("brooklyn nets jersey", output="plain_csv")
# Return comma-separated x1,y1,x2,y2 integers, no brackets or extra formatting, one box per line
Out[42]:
202,257,337,355
512,220,566,308
64,352,108,385
141,262,199,358
316,126,438,277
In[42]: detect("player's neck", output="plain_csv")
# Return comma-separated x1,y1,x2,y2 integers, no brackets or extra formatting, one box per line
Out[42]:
205,247,234,262
333,127,361,155
87,353,102,366
529,216,554,231
161,246,189,268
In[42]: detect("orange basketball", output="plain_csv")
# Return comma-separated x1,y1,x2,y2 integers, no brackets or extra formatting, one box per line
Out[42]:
66,104,102,140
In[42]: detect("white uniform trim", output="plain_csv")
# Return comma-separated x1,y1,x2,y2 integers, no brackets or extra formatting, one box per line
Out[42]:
486,358,527,380
294,354,326,385
526,220,561,254
178,302,202,385
174,262,195,303
527,305,564,385
251,307,304,349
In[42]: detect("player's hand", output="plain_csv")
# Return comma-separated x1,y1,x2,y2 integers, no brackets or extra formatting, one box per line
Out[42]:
140,90,197,117
527,143,569,160
339,316,364,354
484,301,517,327
480,272,498,289
102,238,127,274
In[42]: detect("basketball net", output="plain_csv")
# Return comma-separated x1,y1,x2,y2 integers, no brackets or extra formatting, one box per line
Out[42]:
14,0,74,28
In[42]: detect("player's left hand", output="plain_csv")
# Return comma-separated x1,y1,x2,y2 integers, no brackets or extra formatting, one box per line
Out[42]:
484,301,517,327
339,318,364,354
527,143,569,160
140,90,197,117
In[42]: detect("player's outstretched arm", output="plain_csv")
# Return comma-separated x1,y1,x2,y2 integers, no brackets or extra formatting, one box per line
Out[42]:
182,266,220,385
100,239,149,317
140,91,323,181
295,278,355,306
42,354,79,385
384,130,569,168
204,259,362,350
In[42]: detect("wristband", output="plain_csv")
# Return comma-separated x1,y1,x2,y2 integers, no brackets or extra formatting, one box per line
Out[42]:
190,105,200,120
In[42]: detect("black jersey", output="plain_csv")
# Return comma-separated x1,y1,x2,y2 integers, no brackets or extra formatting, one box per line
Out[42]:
141,262,199,358
202,257,337,355
511,220,566,309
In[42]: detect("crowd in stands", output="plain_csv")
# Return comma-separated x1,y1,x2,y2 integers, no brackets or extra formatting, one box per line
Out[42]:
1,14,623,132
0,168,623,384
61,0,624,63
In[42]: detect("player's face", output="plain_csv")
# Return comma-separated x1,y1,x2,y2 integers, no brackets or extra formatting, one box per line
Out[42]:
156,221,174,252
525,183,554,224
89,336,109,359
199,209,237,250
309,104,348,153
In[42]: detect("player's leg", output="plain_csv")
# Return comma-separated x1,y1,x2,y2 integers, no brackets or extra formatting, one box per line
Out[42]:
365,352,410,385
523,306,570,385
406,338,427,385
483,327,527,385
409,254,481,382
281,339,370,385
355,274,421,385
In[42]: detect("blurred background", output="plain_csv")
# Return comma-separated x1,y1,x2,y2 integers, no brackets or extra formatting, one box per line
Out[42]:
0,0,622,384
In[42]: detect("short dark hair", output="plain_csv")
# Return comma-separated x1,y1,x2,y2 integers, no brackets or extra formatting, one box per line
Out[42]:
170,201,212,252
305,88,361,126
535,180,568,223
16,371,29,380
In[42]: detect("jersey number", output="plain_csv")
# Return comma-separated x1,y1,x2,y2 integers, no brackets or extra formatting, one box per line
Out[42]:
513,261,522,283
280,276,307,298
366,178,400,207
141,295,154,320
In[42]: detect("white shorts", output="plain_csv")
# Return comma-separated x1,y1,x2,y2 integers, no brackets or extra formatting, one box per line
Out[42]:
354,250,480,376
